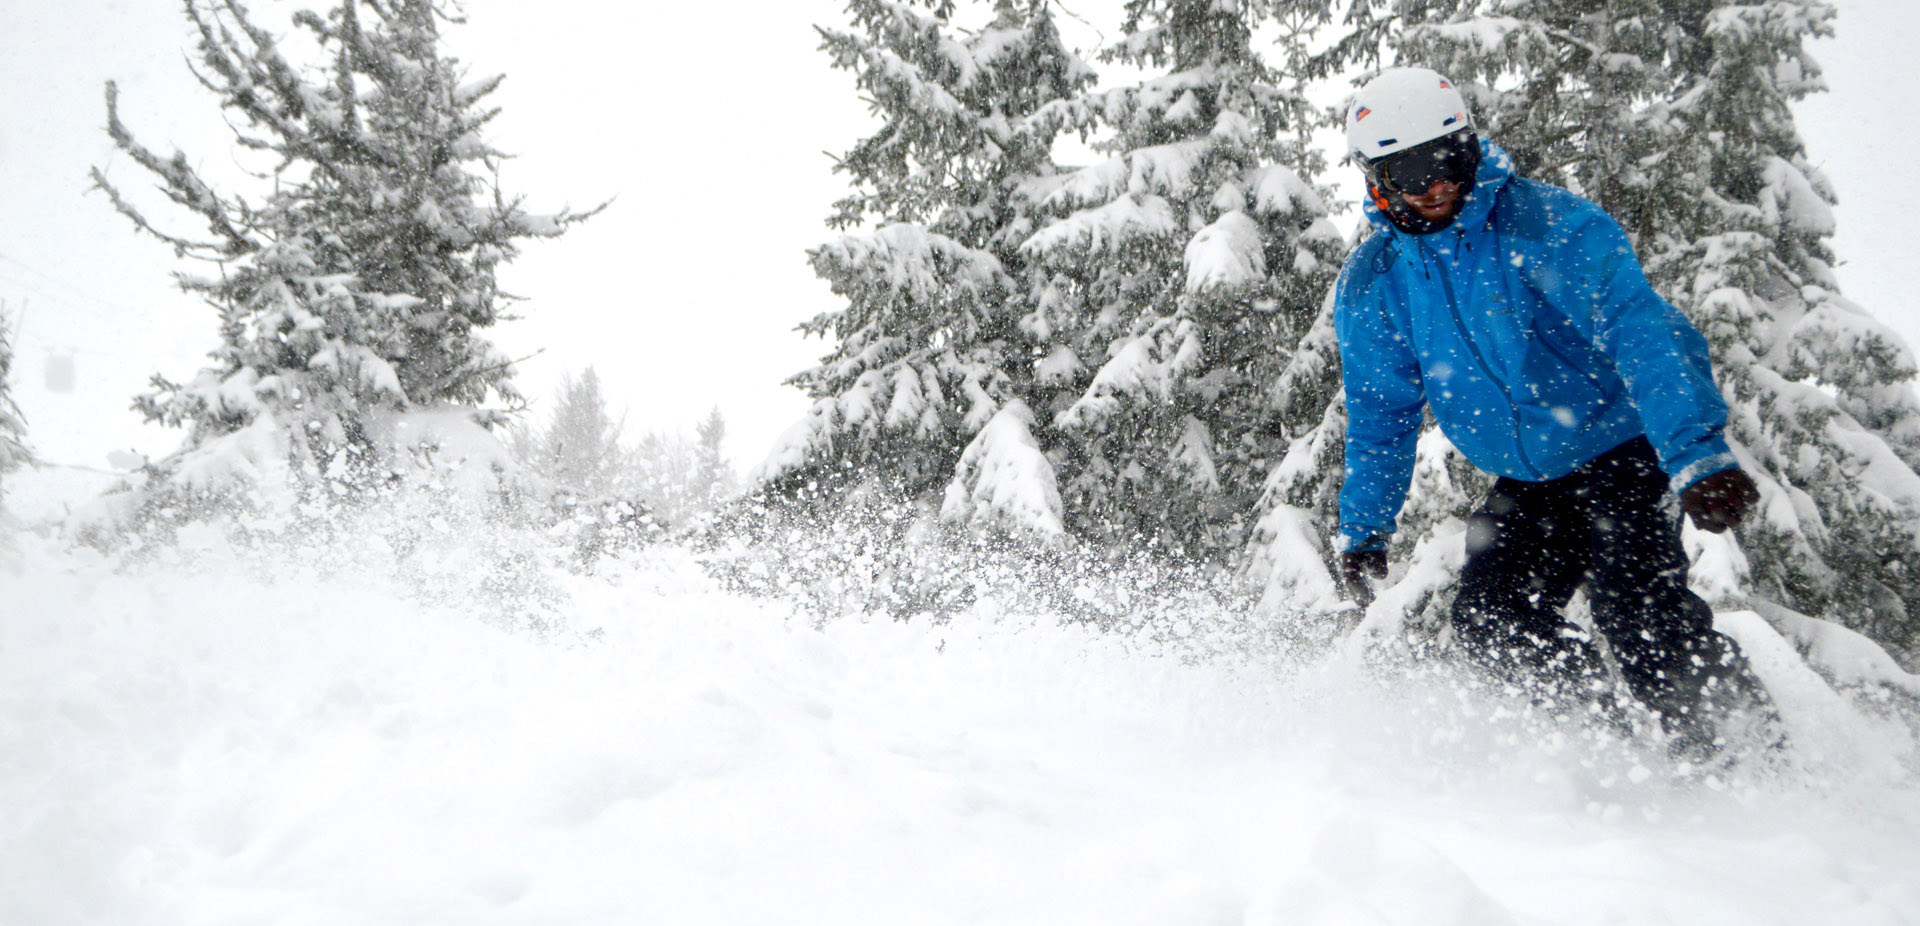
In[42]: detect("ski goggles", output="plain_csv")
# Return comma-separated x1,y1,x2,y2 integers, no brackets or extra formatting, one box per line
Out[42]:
1368,130,1480,196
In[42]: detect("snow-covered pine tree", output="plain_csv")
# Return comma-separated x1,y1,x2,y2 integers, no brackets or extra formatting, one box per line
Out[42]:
89,0,593,522
1650,0,1920,656
1024,0,1344,558
1318,0,1920,659
506,367,666,559
691,407,737,510
630,430,695,526
0,309,29,513
759,0,1094,537
511,367,630,501
631,421,745,529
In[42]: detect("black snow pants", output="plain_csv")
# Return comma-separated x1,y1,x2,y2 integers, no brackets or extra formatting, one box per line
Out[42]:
1449,437,1761,738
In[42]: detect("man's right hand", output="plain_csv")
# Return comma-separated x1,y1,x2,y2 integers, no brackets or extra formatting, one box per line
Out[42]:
1338,548,1389,607
1680,467,1759,534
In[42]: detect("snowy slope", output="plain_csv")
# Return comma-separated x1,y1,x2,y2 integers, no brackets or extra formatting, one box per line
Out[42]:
4,508,1918,926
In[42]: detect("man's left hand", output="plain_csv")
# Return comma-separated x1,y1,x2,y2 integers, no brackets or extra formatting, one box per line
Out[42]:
1681,468,1759,533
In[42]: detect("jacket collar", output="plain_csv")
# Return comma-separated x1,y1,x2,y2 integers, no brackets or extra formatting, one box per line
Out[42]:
1362,137,1515,240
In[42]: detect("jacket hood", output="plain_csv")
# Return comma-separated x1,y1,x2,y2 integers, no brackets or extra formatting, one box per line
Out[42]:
1362,137,1515,238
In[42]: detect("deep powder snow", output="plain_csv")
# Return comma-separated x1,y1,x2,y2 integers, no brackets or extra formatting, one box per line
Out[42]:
2,504,1917,925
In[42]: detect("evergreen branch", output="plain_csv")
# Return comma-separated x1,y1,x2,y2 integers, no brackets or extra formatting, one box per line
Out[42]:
186,1,324,161
99,82,255,257
182,0,249,95
218,0,312,119
429,348,543,397
179,49,229,99
433,0,471,27
202,0,403,174
344,2,407,92
88,167,231,260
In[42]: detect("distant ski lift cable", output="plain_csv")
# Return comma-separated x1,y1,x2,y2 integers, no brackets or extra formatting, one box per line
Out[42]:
0,250,146,319
0,253,191,366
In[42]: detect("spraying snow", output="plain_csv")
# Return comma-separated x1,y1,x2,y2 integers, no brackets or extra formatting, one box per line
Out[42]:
1,478,1917,925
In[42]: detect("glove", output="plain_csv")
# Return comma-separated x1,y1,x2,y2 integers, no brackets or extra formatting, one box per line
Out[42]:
1680,467,1759,534
1338,547,1388,607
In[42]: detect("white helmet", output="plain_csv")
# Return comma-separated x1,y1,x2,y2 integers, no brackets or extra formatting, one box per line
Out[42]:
1345,67,1474,164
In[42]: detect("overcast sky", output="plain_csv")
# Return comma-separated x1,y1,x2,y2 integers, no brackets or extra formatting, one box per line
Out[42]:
1,0,1914,477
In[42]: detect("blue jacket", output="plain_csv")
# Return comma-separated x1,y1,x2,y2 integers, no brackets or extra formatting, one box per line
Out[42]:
1334,140,1736,553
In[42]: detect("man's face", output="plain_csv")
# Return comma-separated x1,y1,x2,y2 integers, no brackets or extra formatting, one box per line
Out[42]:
1366,130,1480,231
1398,179,1464,223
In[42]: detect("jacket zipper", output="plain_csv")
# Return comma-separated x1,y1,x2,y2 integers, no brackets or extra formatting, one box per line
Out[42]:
1422,237,1545,480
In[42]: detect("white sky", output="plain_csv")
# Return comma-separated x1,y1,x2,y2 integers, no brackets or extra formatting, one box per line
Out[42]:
1,0,1914,476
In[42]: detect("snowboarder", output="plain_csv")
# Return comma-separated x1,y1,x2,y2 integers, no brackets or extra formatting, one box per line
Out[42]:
1330,67,1767,755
